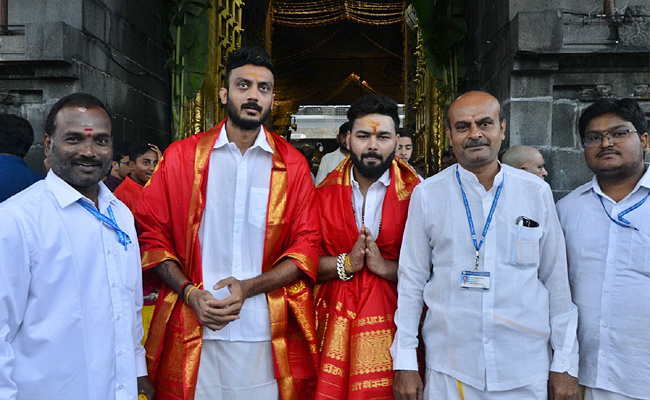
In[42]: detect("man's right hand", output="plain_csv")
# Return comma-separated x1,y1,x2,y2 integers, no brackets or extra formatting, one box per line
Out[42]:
394,370,424,400
348,228,368,273
186,287,240,331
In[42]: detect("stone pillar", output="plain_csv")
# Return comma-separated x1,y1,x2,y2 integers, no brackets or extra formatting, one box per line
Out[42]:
464,0,649,199
0,0,170,175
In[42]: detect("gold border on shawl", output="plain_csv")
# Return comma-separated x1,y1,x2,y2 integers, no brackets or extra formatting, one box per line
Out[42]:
264,132,294,397
145,290,179,366
393,159,420,201
318,157,351,188
186,124,221,270
141,250,180,270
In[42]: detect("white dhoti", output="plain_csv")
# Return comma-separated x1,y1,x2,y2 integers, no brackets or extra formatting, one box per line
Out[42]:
424,368,548,400
195,340,279,400
584,387,642,400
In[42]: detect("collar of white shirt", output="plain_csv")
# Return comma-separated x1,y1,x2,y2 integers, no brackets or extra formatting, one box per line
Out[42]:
456,162,505,194
582,162,650,202
215,122,274,154
350,165,391,190
45,169,116,212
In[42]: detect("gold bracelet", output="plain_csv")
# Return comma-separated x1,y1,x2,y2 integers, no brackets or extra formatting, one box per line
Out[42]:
185,286,197,303
344,255,353,274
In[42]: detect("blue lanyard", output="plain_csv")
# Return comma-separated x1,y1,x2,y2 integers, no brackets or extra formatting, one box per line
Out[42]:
455,165,504,269
597,190,649,231
76,200,132,250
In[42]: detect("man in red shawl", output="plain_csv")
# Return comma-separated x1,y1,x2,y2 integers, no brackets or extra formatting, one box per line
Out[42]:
313,94,420,399
135,46,320,400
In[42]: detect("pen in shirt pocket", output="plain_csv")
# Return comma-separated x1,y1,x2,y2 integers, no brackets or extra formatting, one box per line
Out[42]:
516,216,539,236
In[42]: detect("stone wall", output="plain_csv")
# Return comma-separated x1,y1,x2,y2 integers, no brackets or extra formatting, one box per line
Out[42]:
0,0,170,175
464,0,650,199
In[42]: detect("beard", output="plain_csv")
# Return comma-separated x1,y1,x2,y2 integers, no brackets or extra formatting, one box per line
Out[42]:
226,98,271,131
350,149,395,179
48,147,111,190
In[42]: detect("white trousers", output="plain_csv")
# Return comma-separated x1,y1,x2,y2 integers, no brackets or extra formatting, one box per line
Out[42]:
195,340,279,400
424,368,547,400
584,387,641,400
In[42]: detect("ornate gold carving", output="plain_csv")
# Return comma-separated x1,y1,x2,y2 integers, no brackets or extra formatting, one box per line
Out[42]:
350,329,394,376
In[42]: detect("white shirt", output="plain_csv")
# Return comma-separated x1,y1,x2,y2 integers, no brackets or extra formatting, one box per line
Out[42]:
350,168,390,238
556,164,650,399
199,124,273,341
315,148,347,185
391,164,579,391
0,171,146,400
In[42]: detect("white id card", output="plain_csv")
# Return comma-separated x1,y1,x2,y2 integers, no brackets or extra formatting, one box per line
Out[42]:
460,270,490,290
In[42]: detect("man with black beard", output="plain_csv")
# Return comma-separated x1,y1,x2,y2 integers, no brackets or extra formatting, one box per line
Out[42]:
311,95,420,400
135,47,321,400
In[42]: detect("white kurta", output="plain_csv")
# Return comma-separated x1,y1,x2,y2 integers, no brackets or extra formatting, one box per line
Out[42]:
391,164,579,392
350,167,390,238
198,123,273,342
557,164,650,400
0,171,147,400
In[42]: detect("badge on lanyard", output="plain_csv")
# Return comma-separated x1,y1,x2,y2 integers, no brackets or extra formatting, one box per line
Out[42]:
460,270,491,290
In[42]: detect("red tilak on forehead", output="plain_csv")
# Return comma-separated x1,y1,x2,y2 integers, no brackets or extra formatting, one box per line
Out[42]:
84,128,93,132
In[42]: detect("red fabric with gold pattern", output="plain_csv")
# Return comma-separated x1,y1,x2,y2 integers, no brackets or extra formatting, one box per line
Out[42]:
313,158,419,400
135,119,320,400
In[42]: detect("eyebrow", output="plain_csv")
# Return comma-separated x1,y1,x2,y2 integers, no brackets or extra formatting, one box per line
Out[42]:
585,124,630,133
235,77,273,88
355,129,394,135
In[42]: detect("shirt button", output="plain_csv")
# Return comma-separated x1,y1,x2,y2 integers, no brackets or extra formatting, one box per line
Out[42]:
118,384,124,390
603,323,608,328
107,249,111,255
601,352,607,357
604,289,610,293
484,339,489,344
562,361,567,365
116,315,121,321
111,282,117,288
485,312,491,317
608,259,614,264
237,201,243,206
118,350,123,356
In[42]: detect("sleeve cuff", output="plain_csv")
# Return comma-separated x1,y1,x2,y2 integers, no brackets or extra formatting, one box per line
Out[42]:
135,350,148,377
391,348,419,371
550,350,579,378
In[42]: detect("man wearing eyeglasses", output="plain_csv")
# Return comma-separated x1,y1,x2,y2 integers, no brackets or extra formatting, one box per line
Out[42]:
557,98,649,400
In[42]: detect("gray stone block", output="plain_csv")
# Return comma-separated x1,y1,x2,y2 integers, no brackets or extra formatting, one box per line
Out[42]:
548,148,592,191
82,0,108,42
508,99,553,146
511,73,552,97
552,100,578,148
514,10,563,53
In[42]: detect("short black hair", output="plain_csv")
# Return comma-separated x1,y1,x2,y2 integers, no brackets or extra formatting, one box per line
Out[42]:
443,91,505,129
128,142,154,164
579,98,648,142
338,121,351,136
347,94,400,133
224,46,275,88
45,93,111,137
113,141,132,162
398,127,413,139
0,114,34,158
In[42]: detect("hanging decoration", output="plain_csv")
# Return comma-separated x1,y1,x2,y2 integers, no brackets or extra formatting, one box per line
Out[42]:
271,0,404,27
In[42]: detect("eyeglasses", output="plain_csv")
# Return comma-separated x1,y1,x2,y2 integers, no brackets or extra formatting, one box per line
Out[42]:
118,161,129,166
583,129,637,147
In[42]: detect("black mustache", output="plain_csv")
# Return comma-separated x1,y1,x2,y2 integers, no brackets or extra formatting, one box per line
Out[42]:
241,102,262,112
73,157,100,165
361,152,382,160
463,138,490,148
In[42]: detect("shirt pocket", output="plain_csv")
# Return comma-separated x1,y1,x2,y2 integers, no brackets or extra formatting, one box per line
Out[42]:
507,224,543,266
248,187,269,228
